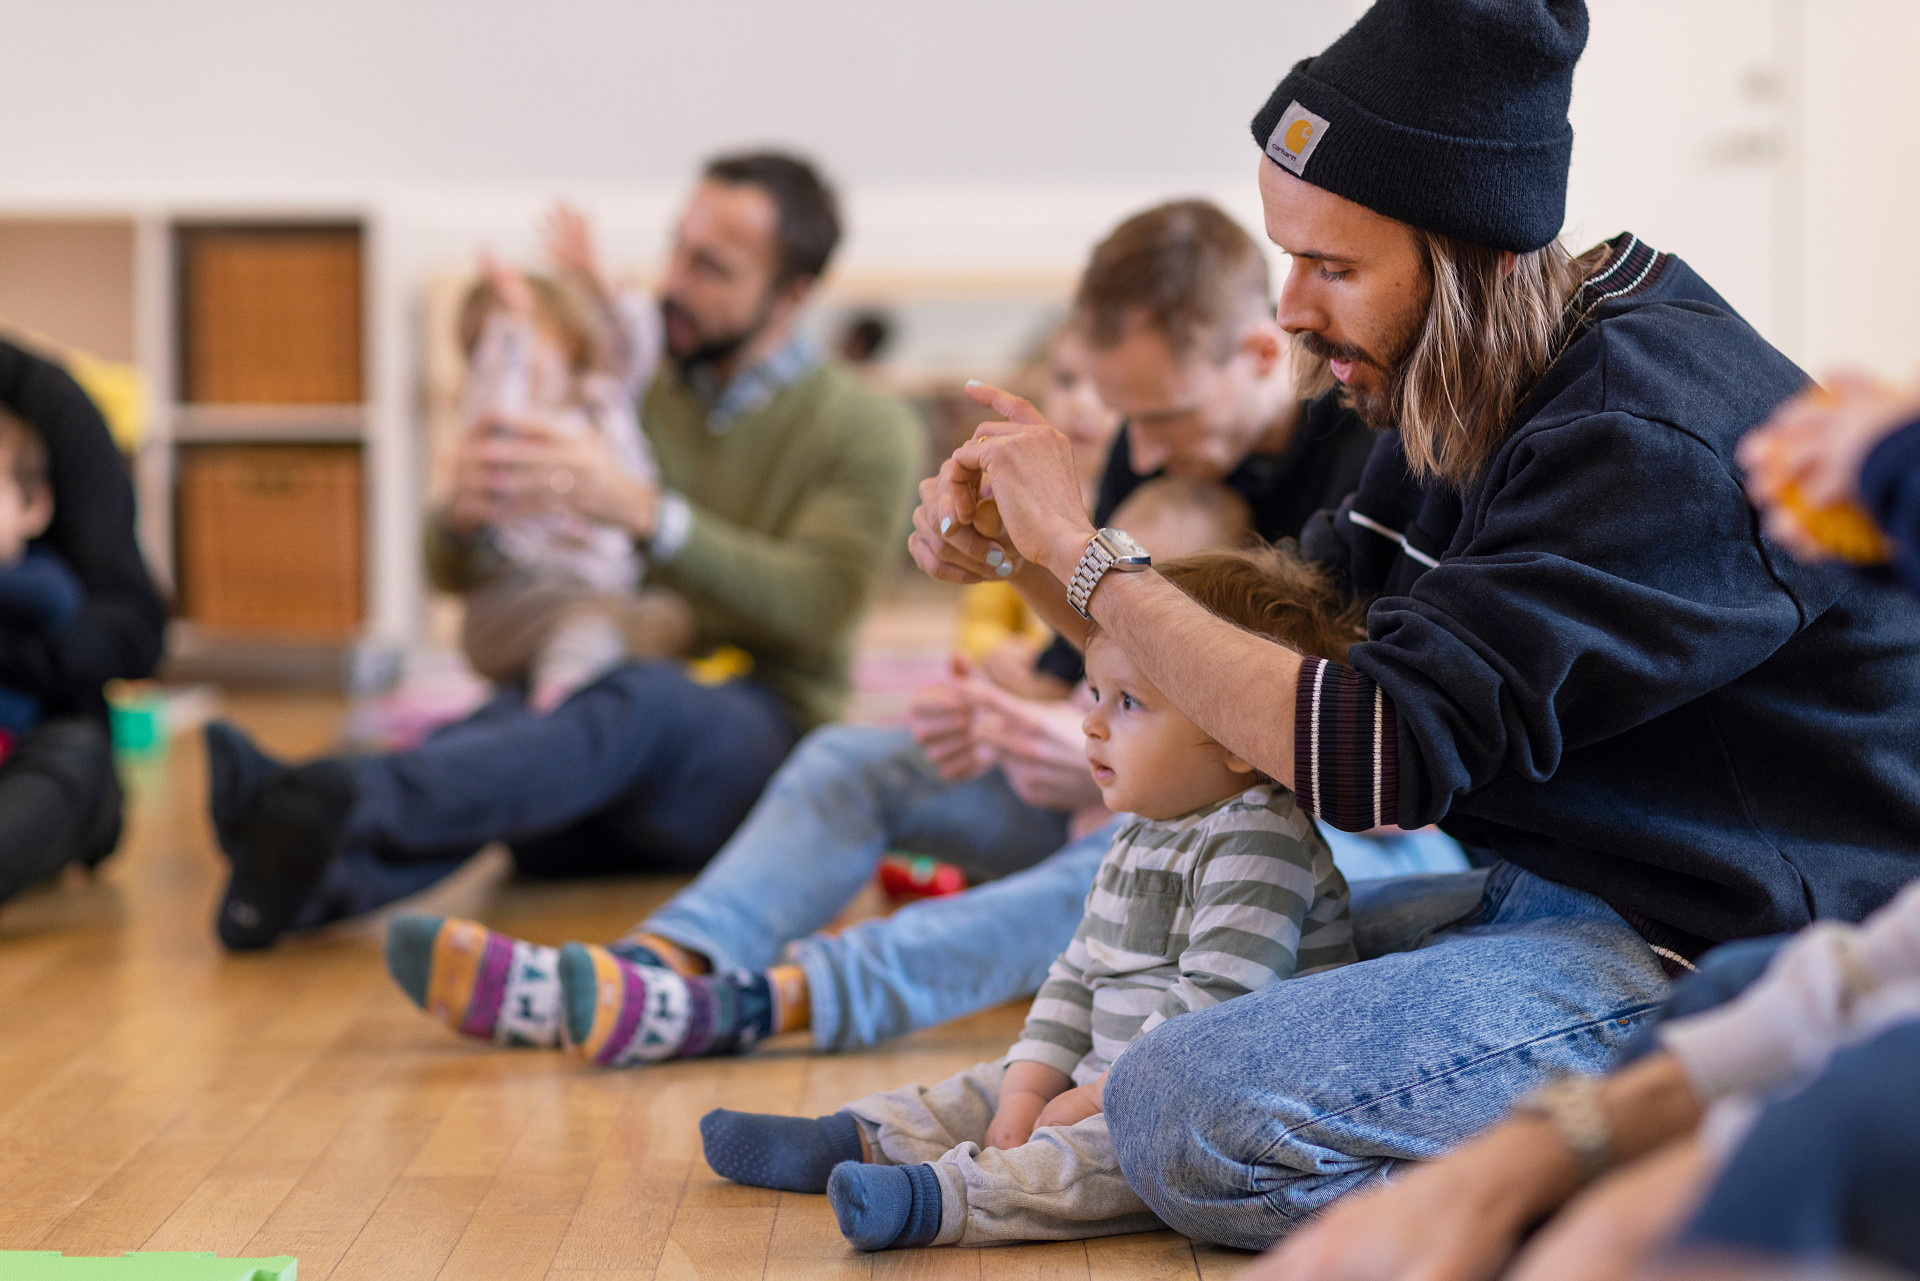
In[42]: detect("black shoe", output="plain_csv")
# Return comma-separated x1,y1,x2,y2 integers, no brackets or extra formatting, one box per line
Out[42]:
204,721,285,859
214,759,356,951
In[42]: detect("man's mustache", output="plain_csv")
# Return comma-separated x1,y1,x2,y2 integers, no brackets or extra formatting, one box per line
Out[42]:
1296,330,1385,371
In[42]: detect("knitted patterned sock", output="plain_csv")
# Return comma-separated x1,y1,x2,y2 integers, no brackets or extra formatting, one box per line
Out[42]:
699,1109,863,1193
556,943,775,1067
385,915,562,1047
608,930,707,975
827,1162,944,1251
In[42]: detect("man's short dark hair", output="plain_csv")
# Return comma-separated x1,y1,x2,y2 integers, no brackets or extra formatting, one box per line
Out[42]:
704,151,843,286
1074,199,1271,363
0,405,49,506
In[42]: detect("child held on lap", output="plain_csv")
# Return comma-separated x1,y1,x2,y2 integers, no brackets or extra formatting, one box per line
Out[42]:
0,409,80,756
701,545,1363,1250
444,208,692,713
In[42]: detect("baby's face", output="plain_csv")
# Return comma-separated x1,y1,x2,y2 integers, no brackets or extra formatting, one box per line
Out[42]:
1081,635,1254,820
0,474,48,566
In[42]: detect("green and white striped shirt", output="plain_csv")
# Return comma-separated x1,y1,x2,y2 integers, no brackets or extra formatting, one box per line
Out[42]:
1009,784,1355,1085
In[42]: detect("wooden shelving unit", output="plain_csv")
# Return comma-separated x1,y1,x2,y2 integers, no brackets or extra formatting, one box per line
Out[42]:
0,205,406,682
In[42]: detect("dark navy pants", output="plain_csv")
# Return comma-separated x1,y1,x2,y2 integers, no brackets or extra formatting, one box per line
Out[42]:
297,661,797,925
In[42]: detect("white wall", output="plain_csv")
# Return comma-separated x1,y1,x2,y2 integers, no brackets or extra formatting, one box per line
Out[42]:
6,0,1918,650
7,1,1916,373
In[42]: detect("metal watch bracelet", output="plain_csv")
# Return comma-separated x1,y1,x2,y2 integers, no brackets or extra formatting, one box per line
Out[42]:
1513,1074,1615,1184
1067,528,1151,619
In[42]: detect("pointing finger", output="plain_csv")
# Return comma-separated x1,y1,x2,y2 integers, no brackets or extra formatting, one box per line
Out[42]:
964,379,1048,426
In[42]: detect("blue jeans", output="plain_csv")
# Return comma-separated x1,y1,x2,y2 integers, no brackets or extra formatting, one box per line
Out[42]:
639,723,1091,1050
640,724,1468,1052
1105,862,1669,1249
300,662,798,923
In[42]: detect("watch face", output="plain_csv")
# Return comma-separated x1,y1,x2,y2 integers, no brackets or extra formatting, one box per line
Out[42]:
1098,528,1151,562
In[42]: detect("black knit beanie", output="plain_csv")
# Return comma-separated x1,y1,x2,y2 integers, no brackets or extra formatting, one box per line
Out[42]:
1250,0,1587,252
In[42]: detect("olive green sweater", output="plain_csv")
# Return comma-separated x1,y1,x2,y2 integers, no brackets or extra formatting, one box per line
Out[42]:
429,361,923,729
643,362,923,727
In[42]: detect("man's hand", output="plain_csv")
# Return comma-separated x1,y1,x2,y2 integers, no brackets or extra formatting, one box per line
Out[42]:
952,382,1098,581
972,684,1103,811
1505,1138,1713,1281
907,381,1094,586
985,1060,1074,1152
1248,1120,1577,1281
1738,371,1920,561
1032,1072,1105,1133
908,654,993,782
465,418,660,539
443,421,514,534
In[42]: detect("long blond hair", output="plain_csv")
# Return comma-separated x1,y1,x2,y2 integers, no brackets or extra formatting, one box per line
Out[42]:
1297,235,1612,488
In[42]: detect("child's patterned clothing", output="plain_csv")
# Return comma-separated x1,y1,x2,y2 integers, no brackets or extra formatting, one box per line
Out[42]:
466,289,661,594
1009,783,1355,1084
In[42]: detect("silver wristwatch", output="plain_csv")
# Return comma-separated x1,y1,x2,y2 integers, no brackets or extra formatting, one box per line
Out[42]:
1067,528,1152,619
1513,1075,1615,1184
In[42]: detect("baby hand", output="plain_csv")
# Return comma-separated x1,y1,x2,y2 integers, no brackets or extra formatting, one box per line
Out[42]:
983,1094,1047,1152
1031,1080,1103,1133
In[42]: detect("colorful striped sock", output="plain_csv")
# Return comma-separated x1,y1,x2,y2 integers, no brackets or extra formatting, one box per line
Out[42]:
384,915,562,1047
556,943,775,1067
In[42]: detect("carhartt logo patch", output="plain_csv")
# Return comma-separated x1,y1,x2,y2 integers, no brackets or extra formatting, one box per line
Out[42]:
1266,101,1330,176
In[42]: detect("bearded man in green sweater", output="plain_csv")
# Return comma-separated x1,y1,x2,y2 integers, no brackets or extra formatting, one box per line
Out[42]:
205,152,926,950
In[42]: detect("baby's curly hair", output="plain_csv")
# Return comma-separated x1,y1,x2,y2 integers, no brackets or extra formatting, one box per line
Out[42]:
1150,542,1365,664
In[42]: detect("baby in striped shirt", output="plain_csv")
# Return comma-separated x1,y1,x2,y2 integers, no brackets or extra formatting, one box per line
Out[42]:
699,545,1365,1250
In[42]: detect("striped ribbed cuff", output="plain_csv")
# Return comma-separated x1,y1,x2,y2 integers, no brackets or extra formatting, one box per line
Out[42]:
1294,657,1401,832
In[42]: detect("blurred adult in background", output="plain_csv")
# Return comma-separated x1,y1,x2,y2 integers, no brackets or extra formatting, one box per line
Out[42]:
203,150,924,950
375,197,1461,1064
0,339,165,906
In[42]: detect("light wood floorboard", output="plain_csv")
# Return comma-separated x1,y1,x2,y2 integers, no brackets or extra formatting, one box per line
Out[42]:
0,690,1258,1278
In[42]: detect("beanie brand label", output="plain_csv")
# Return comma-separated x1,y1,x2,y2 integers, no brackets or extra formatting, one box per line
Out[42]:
1266,101,1330,176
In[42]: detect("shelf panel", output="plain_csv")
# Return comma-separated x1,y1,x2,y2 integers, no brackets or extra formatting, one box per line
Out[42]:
170,402,365,442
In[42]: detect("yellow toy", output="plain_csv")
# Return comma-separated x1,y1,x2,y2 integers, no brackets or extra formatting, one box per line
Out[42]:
1775,482,1892,566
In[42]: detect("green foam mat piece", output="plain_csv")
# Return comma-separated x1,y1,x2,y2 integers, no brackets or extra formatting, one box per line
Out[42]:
0,1254,295,1280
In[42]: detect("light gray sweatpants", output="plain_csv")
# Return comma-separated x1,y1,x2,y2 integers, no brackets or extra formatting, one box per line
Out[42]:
841,1059,1164,1246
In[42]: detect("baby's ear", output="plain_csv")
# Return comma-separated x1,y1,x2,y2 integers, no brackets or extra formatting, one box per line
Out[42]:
20,490,52,540
1223,751,1257,776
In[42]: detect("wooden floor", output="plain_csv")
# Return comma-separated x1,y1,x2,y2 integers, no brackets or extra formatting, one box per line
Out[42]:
0,690,1256,1279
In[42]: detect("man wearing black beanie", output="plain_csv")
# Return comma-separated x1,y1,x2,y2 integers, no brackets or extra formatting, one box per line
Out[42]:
910,0,1920,1252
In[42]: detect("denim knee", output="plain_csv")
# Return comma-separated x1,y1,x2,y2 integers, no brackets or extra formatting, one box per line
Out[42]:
1104,1023,1287,1248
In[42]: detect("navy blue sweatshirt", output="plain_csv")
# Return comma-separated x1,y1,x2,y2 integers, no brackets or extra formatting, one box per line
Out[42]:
1862,417,1920,595
1297,236,1920,957
0,341,165,718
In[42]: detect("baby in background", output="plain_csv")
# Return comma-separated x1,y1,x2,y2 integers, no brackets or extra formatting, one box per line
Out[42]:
449,205,692,712
696,544,1364,1250
0,408,79,753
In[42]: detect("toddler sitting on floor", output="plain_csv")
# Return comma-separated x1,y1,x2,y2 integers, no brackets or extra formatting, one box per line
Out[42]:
0,408,79,752
696,544,1362,1250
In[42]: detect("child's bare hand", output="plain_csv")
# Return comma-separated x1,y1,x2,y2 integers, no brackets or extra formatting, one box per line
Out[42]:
984,1095,1047,1152
1032,1077,1103,1132
542,202,608,295
987,1060,1074,1150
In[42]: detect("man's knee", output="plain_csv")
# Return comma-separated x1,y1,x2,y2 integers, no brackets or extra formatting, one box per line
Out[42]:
1106,1023,1253,1244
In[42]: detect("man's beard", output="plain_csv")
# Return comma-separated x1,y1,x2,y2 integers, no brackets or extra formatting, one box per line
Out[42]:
663,294,779,381
1294,329,1412,432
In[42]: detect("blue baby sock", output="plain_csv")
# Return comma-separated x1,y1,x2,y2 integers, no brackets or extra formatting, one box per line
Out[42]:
699,1109,864,1193
827,1161,943,1251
